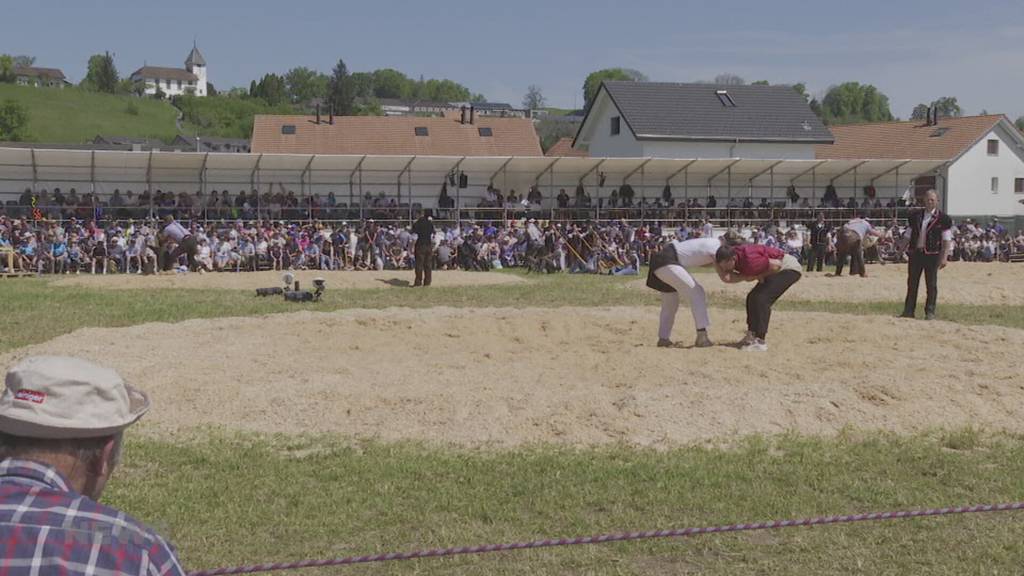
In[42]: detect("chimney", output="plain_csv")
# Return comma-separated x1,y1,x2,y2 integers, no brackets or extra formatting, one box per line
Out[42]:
329,102,334,125
460,106,467,125
470,105,475,124
932,107,939,126
315,103,321,125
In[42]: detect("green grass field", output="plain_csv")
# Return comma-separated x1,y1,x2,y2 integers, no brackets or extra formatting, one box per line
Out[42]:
2,273,1023,574
0,84,181,143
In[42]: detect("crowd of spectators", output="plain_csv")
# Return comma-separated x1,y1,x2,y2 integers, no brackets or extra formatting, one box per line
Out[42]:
3,185,1022,275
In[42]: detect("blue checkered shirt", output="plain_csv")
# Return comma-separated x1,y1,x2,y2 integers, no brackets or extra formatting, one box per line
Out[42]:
0,458,186,575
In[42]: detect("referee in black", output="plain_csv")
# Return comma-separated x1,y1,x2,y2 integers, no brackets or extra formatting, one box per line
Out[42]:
900,189,953,320
412,209,435,287
806,211,830,272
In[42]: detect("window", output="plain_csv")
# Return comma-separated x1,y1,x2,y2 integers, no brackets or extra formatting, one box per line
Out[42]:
176,79,181,89
988,139,999,155
414,126,429,136
991,177,999,193
610,116,620,136
1015,178,1023,194
478,127,493,137
716,90,737,107
281,125,296,135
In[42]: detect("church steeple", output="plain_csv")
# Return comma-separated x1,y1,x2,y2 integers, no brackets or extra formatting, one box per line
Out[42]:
186,41,206,70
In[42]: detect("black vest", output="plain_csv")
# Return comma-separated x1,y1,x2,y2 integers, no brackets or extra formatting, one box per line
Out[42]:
908,209,952,255
646,243,678,293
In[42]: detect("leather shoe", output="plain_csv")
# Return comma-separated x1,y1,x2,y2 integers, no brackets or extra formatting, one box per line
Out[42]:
657,338,675,348
694,332,713,348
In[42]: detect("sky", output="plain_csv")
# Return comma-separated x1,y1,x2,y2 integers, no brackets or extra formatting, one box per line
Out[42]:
6,0,1023,120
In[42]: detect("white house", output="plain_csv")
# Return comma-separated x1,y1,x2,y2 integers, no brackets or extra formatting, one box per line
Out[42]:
13,66,67,88
818,114,1024,227
130,46,207,97
573,81,833,159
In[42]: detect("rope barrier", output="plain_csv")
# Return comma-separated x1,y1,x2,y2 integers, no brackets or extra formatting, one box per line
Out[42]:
187,501,1024,575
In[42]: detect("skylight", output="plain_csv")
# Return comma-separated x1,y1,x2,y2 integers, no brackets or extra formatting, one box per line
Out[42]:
281,125,296,135
930,127,950,138
414,127,429,136
715,90,736,107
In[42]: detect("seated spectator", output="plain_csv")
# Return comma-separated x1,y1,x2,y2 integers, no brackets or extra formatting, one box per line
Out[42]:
0,356,186,576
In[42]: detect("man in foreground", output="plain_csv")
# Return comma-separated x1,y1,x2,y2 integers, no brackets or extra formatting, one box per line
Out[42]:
0,356,186,576
900,189,953,320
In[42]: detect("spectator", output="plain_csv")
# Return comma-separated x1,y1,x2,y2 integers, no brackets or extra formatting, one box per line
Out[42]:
0,356,186,576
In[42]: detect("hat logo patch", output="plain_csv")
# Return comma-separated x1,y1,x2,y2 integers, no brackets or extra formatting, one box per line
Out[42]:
15,389,46,404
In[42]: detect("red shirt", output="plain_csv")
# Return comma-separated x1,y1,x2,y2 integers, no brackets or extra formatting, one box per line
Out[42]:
732,244,784,277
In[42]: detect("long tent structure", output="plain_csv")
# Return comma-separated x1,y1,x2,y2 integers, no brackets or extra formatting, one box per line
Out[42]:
0,147,948,220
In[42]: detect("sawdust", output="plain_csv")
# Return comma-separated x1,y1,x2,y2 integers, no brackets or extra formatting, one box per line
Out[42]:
5,306,1021,448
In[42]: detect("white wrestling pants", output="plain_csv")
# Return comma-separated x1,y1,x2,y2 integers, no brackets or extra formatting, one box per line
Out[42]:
654,265,710,340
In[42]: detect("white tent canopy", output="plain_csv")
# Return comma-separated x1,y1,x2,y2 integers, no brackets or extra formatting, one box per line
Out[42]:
0,148,946,202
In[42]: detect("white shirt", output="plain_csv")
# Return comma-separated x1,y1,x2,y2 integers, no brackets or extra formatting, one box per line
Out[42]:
702,223,714,238
162,221,189,242
670,238,719,268
843,218,872,240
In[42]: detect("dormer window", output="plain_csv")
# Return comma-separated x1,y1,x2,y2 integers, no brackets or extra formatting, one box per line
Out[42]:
414,127,429,136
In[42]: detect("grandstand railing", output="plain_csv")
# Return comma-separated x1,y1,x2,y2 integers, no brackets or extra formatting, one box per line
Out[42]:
1,202,912,231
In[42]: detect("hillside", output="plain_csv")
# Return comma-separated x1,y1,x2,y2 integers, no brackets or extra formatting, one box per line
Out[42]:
0,84,181,143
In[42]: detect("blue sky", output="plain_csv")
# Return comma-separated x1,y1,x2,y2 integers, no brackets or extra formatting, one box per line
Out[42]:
7,0,1023,119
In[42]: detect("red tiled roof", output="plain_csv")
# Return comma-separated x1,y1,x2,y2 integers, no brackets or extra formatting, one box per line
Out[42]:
250,115,543,156
545,137,588,157
816,115,1005,161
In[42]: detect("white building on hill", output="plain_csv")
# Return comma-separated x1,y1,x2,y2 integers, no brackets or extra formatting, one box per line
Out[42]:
130,45,207,97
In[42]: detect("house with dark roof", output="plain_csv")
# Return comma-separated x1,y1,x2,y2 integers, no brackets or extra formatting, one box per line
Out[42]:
14,66,67,88
170,135,250,153
818,114,1024,223
574,81,832,159
129,45,208,97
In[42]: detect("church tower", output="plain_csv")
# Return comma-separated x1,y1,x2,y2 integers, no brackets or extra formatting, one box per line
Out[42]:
185,43,207,97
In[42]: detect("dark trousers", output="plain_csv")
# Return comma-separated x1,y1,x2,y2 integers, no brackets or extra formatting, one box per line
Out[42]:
807,244,826,272
747,270,801,339
414,244,433,286
164,235,198,271
903,249,939,317
835,239,864,276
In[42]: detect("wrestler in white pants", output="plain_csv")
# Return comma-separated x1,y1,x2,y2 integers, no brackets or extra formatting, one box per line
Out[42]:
655,265,710,340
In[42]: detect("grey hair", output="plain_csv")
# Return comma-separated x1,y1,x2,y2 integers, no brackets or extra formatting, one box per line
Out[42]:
0,432,123,469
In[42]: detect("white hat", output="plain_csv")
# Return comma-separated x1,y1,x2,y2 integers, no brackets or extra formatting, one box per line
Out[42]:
0,356,150,439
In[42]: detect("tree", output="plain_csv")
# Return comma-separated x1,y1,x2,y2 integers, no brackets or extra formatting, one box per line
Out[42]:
284,66,329,105
252,73,287,106
82,52,119,93
536,117,579,151
349,72,374,99
751,80,770,85
328,59,355,115
911,96,961,120
582,68,645,111
353,98,383,116
12,55,34,68
371,68,410,99
1016,116,1024,133
414,78,471,102
0,55,13,83
206,82,218,97
522,85,546,110
0,99,29,141
714,73,745,85
819,82,893,125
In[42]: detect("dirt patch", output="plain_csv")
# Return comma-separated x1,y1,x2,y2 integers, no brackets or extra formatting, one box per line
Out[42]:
629,262,1024,306
49,270,525,291
5,307,1022,448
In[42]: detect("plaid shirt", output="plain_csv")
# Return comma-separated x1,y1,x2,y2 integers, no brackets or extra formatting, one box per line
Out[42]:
0,458,186,576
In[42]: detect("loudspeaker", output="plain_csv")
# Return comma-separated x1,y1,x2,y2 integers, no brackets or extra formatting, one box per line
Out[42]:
459,173,468,188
